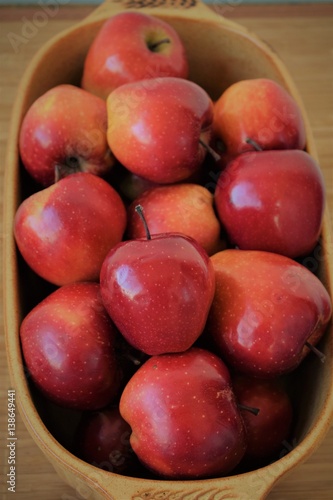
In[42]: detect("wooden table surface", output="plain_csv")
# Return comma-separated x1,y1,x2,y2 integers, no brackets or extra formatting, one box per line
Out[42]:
0,3,332,499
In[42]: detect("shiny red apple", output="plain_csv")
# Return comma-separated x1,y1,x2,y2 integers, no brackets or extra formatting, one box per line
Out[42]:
19,84,114,187
214,150,325,258
119,348,247,478
213,78,306,157
81,11,188,100
20,282,121,410
100,207,215,355
14,172,127,286
106,77,214,184
207,249,332,378
127,183,224,256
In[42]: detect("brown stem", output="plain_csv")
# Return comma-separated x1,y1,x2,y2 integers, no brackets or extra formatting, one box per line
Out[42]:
238,403,260,416
54,164,61,183
124,352,142,366
305,341,326,363
199,138,221,162
148,38,170,51
246,138,263,151
135,205,151,240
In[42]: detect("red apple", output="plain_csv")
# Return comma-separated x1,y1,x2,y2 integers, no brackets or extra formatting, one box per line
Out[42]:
127,184,224,256
119,348,247,478
233,376,293,461
213,78,306,157
14,172,127,286
214,150,325,258
76,407,134,473
106,77,214,184
19,84,114,187
20,282,121,410
81,11,188,100
207,249,332,378
100,208,215,355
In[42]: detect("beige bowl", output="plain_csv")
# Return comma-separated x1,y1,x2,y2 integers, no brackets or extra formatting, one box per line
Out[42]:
3,1,333,498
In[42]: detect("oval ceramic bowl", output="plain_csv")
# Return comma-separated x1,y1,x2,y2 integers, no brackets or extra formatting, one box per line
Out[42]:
3,1,333,498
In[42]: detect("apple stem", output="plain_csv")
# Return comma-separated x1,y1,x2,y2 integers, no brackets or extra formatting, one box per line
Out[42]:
199,138,221,162
124,352,142,366
246,138,263,151
54,164,62,183
148,38,171,51
305,341,326,363
135,205,151,240
238,403,260,416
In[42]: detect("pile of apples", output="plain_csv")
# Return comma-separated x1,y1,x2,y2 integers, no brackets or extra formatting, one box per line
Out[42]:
14,11,332,479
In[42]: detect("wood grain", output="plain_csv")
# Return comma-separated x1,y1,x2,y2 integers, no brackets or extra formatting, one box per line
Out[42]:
0,3,332,499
